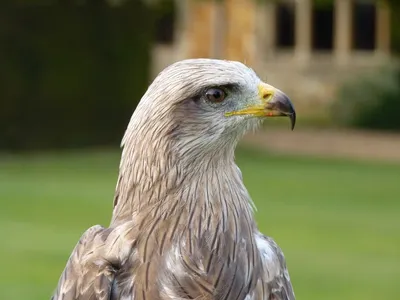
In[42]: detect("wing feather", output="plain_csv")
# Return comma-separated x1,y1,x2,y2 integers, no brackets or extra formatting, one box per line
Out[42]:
254,233,295,300
51,225,114,299
51,222,137,300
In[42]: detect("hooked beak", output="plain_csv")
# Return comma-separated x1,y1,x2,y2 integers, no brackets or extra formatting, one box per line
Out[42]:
225,83,296,130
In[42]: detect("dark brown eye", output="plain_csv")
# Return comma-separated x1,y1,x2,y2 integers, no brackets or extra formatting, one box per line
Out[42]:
205,88,226,103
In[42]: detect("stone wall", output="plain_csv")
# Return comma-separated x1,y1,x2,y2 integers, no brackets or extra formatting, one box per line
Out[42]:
184,1,214,58
224,0,257,66
177,0,257,64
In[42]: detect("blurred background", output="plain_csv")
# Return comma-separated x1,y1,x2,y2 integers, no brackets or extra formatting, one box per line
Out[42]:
0,0,399,299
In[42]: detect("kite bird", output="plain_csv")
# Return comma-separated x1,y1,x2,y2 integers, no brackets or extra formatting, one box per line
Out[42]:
52,59,296,300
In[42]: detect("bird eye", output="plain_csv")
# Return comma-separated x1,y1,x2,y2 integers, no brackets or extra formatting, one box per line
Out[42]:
205,88,226,103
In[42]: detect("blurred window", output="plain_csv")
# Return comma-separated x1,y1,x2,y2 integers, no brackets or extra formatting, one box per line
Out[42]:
275,2,295,48
312,3,334,50
352,1,376,50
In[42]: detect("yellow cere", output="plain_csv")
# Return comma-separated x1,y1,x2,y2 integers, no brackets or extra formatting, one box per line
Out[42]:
257,83,275,103
225,83,275,117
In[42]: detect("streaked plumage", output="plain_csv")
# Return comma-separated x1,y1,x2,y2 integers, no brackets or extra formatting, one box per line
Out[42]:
52,59,296,300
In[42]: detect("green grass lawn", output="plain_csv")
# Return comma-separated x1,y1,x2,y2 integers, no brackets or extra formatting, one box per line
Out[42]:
0,147,399,300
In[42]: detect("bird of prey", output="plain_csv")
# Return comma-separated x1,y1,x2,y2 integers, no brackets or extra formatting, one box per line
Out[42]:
52,59,296,300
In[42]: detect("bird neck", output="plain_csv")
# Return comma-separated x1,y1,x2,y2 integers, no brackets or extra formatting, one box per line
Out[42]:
110,142,256,233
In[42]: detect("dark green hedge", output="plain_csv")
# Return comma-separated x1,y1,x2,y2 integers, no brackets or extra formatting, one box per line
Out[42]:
0,1,154,151
331,64,400,132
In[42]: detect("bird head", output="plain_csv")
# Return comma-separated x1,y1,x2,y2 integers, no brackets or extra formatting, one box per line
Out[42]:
123,59,295,160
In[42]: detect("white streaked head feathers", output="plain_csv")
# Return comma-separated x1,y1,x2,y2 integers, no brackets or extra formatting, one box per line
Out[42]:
121,59,264,162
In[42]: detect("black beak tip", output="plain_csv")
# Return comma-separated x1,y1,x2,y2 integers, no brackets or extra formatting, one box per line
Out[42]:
265,90,296,130
281,93,296,131
290,111,296,131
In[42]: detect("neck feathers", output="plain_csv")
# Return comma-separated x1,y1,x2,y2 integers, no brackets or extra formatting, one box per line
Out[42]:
111,132,254,230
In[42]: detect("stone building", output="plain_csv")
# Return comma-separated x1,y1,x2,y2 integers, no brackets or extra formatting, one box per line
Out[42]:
152,0,393,109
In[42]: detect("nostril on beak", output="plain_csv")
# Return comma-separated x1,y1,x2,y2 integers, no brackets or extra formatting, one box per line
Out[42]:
262,92,273,101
